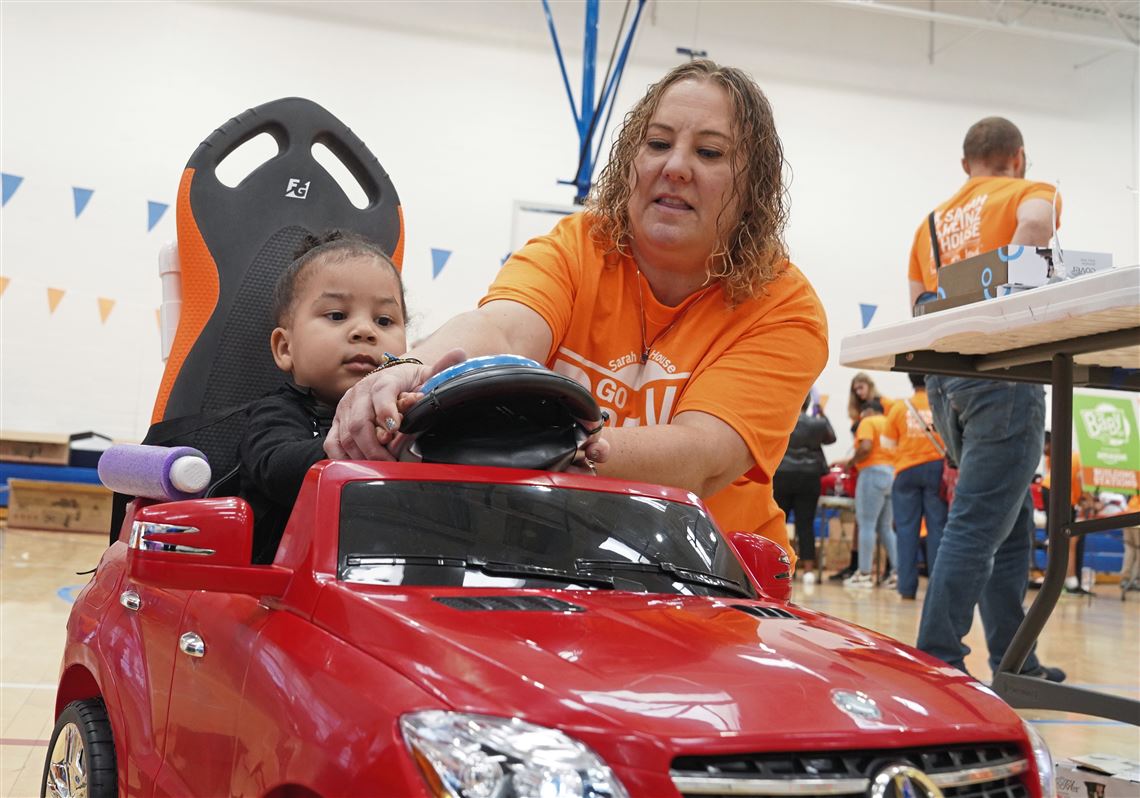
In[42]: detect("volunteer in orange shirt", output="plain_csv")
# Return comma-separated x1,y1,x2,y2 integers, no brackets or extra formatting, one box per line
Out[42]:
909,116,1064,682
841,399,897,588
326,59,828,565
907,125,1060,308
884,373,948,600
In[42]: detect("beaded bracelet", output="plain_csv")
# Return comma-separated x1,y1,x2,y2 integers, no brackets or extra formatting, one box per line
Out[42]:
370,352,424,374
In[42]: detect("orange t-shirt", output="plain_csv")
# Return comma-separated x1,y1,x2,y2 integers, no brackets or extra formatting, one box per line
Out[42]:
884,392,943,473
854,415,895,471
481,212,829,559
908,176,1061,292
1043,451,1083,507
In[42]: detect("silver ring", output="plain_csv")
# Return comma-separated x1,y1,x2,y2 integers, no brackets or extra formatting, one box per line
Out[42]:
384,417,397,431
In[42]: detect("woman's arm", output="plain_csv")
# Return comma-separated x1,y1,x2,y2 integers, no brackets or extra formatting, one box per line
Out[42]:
326,300,552,460
597,411,753,497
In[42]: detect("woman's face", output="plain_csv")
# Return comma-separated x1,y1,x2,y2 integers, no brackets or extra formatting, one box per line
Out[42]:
627,79,741,272
853,381,871,400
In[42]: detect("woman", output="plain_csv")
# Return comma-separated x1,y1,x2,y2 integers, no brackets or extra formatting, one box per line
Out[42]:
326,60,828,563
773,395,836,580
847,372,887,433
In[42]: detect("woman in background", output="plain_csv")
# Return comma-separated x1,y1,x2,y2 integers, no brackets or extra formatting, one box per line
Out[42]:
774,394,836,582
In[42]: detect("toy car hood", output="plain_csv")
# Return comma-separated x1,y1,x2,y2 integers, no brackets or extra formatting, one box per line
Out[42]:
316,584,1024,749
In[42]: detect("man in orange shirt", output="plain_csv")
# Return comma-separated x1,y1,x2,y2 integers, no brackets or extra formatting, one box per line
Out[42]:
884,373,948,600
843,399,897,588
910,117,1064,682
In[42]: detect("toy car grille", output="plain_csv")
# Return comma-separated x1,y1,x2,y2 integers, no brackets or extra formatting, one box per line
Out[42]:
433,595,586,612
670,742,1030,797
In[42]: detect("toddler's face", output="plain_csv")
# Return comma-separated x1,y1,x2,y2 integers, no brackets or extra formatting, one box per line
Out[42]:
272,255,406,405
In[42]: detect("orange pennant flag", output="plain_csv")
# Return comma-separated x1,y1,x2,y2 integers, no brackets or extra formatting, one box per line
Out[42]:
98,297,115,323
0,276,9,298
818,393,830,410
47,287,65,313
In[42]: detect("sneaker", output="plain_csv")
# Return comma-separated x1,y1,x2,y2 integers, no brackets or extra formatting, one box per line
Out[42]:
844,571,874,588
801,571,817,586
828,566,857,582
881,572,898,589
1020,664,1067,683
899,594,916,601
1064,585,1093,596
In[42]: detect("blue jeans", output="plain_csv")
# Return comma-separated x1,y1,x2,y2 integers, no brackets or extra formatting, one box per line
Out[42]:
917,377,1045,675
892,459,947,597
855,465,896,574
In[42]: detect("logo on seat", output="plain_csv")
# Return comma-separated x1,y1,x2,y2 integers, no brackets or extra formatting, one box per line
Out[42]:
285,178,311,199
869,763,943,798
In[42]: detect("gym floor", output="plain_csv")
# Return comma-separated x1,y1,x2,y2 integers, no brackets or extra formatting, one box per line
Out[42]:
2,527,1138,797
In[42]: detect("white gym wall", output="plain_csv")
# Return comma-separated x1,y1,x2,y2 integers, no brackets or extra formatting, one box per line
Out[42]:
2,1,1136,456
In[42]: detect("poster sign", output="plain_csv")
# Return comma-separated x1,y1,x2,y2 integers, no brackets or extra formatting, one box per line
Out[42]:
1072,393,1140,494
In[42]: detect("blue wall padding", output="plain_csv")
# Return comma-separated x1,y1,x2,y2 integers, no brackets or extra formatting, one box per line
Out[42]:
1,463,103,507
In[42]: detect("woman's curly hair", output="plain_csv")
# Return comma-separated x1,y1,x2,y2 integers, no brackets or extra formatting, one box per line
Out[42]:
587,59,790,304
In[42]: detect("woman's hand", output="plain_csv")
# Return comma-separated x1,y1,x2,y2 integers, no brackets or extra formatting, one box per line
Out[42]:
565,417,611,475
326,349,467,460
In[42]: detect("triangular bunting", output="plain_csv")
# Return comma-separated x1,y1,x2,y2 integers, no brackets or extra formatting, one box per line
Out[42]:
500,252,511,266
98,297,115,323
2,173,24,206
147,200,169,232
430,248,452,280
859,303,877,329
0,276,9,298
47,287,65,314
818,393,829,410
73,187,94,218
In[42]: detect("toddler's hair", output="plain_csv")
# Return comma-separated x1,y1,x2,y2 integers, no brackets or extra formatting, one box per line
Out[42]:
272,229,404,326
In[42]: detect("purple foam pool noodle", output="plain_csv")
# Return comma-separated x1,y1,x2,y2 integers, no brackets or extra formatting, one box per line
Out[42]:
98,444,211,501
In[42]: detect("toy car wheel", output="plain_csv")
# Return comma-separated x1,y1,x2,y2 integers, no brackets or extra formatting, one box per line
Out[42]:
41,699,117,798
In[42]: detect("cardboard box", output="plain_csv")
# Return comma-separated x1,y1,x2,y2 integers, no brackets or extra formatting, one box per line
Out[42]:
821,511,854,571
1055,754,1140,798
917,247,1112,316
0,430,70,465
6,478,113,534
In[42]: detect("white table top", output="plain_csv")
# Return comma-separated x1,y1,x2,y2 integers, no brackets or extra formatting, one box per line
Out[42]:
840,265,1140,372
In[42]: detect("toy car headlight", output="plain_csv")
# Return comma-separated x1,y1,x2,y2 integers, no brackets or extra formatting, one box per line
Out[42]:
1021,718,1055,798
400,711,629,798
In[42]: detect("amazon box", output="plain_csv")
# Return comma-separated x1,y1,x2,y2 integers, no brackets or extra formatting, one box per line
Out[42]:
917,247,1112,316
1055,754,1140,798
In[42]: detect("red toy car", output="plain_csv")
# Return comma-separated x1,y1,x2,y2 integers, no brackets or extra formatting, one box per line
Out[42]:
43,460,1054,797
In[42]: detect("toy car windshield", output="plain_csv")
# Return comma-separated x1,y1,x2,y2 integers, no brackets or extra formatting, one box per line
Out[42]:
337,480,754,598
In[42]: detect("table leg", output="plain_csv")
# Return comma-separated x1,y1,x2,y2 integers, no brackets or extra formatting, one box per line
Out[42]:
992,352,1140,725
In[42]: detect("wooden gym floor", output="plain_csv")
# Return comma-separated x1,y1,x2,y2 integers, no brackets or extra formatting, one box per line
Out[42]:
2,527,1138,797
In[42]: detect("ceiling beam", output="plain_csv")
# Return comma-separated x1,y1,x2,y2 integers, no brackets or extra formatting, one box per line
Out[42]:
822,0,1139,52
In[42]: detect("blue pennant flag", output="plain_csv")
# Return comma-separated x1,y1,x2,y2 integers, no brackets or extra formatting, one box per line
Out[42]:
73,187,94,218
2,173,24,206
431,248,452,279
147,200,169,232
859,303,877,329
500,252,511,266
